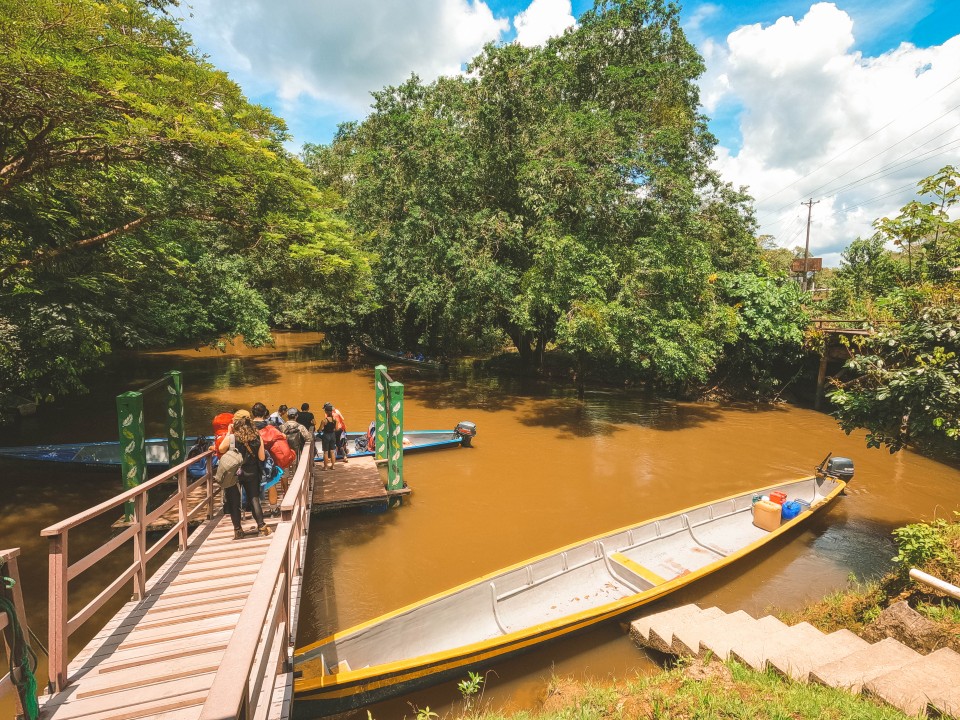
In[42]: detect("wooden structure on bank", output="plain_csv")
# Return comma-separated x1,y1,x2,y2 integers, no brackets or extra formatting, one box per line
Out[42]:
312,455,410,512
36,439,316,720
811,319,890,410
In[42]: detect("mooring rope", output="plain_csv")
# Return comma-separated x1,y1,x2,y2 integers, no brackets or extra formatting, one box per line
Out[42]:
0,568,40,720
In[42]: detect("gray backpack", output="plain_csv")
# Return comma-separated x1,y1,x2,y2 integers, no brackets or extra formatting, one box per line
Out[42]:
214,448,243,489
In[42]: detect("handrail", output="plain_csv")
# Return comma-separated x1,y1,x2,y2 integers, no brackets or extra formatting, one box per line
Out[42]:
0,548,32,718
42,450,216,692
200,436,314,719
910,568,960,600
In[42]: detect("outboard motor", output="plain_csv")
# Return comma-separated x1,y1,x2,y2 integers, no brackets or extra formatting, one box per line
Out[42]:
817,454,854,484
455,421,477,447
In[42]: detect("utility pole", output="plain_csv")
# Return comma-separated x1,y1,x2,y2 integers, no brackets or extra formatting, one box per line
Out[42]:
801,198,820,291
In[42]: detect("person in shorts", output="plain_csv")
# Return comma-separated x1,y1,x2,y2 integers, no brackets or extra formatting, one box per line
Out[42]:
319,405,337,471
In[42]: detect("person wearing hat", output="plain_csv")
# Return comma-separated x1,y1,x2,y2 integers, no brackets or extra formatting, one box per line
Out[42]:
217,409,271,539
324,402,349,464
318,404,338,470
279,407,311,489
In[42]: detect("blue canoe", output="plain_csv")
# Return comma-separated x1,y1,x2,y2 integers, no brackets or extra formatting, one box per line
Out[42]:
0,429,474,472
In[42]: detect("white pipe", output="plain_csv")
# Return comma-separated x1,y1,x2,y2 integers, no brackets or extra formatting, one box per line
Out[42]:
909,568,960,601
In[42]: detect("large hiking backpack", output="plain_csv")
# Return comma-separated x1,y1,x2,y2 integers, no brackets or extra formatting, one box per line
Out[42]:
283,423,305,456
258,423,295,469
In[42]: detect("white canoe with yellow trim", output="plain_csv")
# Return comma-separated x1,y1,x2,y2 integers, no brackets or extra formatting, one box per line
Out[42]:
293,456,854,717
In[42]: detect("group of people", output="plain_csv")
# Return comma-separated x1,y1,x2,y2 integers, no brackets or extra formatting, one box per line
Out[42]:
213,400,350,540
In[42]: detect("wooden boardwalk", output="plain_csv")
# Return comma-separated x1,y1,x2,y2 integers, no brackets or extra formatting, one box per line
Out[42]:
40,515,282,720
312,455,410,512
37,443,316,720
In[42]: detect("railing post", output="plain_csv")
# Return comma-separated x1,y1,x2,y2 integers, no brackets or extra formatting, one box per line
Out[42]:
165,370,186,469
386,381,404,492
375,365,388,461
116,391,147,522
205,454,215,520
177,468,189,549
132,493,147,600
48,533,68,692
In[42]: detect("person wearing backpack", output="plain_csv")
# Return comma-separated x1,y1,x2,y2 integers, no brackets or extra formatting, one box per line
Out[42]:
218,410,271,539
279,407,311,492
251,402,295,507
324,402,349,464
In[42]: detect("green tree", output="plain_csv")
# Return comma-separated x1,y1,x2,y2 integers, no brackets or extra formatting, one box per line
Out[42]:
0,0,370,410
829,290,960,452
312,0,759,391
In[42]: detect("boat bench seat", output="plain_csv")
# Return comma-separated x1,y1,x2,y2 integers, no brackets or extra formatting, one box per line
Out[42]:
607,553,664,590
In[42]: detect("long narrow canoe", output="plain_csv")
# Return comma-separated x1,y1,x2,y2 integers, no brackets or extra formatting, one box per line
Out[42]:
293,458,853,717
356,339,446,370
0,429,471,471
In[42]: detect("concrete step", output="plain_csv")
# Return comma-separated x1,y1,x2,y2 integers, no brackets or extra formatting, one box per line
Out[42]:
810,637,921,693
630,604,704,648
649,606,726,655
766,628,869,682
861,646,960,717
687,610,759,659
725,616,806,671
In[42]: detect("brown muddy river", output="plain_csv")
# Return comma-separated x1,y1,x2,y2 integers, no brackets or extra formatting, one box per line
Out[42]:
1,332,958,718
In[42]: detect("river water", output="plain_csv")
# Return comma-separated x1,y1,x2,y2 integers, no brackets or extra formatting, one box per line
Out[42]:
1,332,958,718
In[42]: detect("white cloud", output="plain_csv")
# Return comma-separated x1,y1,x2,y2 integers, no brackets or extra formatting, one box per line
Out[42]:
182,0,509,114
513,0,576,47
700,2,960,266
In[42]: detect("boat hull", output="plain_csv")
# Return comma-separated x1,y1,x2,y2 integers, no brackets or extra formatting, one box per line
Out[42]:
0,429,467,471
356,340,445,370
293,472,847,717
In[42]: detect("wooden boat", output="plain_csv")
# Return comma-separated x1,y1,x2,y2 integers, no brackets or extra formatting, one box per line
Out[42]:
356,338,446,370
341,429,473,458
292,456,854,717
0,437,194,471
0,427,474,471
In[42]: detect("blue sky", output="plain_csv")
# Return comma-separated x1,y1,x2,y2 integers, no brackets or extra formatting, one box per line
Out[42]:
181,0,960,263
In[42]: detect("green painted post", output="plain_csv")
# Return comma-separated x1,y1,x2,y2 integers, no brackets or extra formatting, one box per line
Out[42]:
375,365,388,461
165,371,185,468
116,391,147,521
386,381,404,491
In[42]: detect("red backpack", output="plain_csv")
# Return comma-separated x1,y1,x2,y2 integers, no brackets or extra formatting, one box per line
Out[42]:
258,423,295,469
212,412,234,457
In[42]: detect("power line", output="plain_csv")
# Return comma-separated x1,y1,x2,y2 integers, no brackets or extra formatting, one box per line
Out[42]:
754,72,960,204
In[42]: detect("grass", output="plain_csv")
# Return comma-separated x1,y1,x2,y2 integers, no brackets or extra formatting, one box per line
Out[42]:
402,659,911,720
389,516,960,720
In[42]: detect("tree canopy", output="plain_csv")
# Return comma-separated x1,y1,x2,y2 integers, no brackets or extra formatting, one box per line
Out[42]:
0,0,371,409
305,0,784,393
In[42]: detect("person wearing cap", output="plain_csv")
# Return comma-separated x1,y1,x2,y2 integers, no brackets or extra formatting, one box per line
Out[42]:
318,404,338,470
324,402,349,463
279,407,311,489
217,410,271,539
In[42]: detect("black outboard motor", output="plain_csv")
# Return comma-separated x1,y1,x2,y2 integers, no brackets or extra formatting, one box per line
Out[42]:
817,454,854,483
455,421,477,447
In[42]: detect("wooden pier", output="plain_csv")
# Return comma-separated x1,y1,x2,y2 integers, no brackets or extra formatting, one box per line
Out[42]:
36,441,316,720
312,455,410,512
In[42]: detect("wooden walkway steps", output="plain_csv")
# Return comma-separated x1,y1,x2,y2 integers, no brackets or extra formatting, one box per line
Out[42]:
37,441,317,720
311,456,410,512
39,515,281,720
631,604,960,718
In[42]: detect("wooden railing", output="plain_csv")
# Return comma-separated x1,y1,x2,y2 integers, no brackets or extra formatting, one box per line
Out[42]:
0,548,31,718
199,436,315,720
40,450,216,692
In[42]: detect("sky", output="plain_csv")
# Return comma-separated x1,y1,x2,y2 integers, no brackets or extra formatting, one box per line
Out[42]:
180,0,960,266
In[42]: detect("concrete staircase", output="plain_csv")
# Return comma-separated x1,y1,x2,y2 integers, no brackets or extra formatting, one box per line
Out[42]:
631,604,960,718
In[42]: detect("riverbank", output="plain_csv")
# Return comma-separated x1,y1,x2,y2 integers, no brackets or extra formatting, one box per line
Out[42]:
389,658,910,720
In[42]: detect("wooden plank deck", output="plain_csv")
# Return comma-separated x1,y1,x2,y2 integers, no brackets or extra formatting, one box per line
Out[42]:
39,512,285,720
112,482,222,533
311,456,410,512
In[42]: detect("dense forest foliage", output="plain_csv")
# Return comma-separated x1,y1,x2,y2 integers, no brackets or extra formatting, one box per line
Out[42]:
0,0,372,411
303,0,805,396
2,0,958,457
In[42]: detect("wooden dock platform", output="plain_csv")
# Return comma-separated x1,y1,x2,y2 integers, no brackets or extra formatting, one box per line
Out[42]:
311,455,410,512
